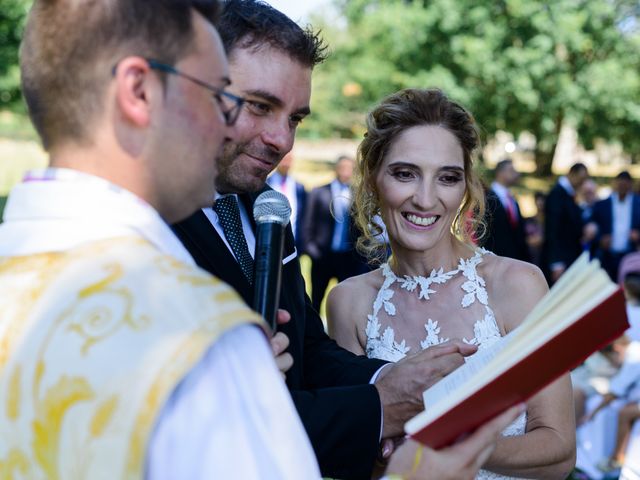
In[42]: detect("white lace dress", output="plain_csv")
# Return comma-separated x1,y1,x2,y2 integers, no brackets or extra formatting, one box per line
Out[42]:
365,249,527,480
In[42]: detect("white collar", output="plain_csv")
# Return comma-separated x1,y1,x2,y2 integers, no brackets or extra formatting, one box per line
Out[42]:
0,168,194,265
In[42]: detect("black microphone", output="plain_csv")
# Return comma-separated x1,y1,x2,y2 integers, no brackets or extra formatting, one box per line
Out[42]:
252,190,292,330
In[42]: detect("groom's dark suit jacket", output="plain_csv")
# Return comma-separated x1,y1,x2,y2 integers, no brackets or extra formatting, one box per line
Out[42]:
173,187,387,480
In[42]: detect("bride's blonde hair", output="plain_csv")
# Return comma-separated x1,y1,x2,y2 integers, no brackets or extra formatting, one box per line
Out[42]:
353,88,486,265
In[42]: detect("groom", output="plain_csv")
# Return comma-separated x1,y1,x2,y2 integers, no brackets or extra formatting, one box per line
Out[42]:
173,1,475,478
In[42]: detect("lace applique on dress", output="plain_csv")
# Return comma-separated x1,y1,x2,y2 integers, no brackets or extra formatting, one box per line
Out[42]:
364,249,527,480
365,249,502,358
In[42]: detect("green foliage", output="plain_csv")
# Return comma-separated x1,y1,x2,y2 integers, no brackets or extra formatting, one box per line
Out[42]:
0,0,29,109
304,0,640,172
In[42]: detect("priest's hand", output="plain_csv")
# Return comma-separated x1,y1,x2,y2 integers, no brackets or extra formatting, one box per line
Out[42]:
375,340,477,438
271,309,293,379
383,404,524,480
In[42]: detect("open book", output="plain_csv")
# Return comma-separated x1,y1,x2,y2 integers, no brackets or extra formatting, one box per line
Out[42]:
405,253,629,448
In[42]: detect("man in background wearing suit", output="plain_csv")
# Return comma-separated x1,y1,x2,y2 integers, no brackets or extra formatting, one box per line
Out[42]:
304,155,367,311
172,1,475,478
543,162,590,283
266,151,307,251
588,171,640,281
483,159,531,262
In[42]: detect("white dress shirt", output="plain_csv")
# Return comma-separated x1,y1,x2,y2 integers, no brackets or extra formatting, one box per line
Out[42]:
267,172,300,240
330,179,352,252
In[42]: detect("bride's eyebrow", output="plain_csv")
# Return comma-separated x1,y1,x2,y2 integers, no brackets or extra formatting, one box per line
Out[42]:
439,166,464,174
386,161,417,168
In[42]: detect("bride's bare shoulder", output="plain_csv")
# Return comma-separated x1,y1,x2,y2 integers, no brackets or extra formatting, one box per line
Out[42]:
329,269,382,306
327,269,382,351
482,252,546,290
482,253,549,330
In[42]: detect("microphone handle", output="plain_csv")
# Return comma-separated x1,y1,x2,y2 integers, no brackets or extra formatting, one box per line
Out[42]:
253,221,285,330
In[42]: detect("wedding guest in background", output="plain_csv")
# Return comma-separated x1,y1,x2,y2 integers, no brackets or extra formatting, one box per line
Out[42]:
578,178,599,222
588,171,640,281
578,178,600,256
619,252,640,286
572,339,628,424
304,154,368,311
584,345,640,474
328,88,576,479
524,191,546,268
267,151,307,250
622,272,640,342
482,159,531,262
592,272,640,473
542,162,590,283
574,272,640,479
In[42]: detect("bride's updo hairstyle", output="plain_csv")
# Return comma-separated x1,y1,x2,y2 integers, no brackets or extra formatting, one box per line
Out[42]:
353,88,485,264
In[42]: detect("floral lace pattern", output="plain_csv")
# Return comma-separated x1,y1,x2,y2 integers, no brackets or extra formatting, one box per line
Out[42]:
365,249,526,480
366,250,503,359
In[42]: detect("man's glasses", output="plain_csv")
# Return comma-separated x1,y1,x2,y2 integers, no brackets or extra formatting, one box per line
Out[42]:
145,58,245,127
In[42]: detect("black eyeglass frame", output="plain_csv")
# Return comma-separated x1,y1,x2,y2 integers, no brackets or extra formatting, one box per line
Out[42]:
112,58,245,127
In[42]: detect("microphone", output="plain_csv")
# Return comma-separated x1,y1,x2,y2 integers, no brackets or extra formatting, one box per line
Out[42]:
252,190,292,330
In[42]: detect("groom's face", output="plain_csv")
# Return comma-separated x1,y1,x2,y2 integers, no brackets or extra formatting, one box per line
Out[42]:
215,45,312,195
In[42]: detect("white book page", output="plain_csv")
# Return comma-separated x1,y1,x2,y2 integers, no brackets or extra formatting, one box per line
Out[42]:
422,330,515,408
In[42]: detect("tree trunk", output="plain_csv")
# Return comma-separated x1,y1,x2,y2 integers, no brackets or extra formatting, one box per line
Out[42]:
534,111,564,176
534,147,555,176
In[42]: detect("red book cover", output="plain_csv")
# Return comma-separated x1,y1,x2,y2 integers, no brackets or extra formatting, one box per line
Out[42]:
407,288,629,449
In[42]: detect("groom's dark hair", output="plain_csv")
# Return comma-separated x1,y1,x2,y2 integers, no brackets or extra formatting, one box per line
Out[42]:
219,0,328,68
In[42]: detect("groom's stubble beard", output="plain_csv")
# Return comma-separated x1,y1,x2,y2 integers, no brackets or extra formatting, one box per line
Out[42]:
215,139,284,195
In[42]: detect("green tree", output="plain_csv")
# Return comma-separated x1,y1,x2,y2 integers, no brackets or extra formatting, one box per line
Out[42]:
0,0,30,110
303,0,640,172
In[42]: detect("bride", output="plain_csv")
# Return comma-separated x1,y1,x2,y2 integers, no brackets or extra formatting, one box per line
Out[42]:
327,88,575,479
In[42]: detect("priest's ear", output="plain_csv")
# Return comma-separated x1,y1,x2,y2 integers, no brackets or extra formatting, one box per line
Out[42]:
112,56,158,129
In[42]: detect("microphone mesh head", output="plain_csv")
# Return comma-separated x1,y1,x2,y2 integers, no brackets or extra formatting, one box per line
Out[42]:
254,190,292,225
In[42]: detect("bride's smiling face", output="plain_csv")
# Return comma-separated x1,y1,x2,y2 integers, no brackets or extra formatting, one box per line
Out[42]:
375,125,466,254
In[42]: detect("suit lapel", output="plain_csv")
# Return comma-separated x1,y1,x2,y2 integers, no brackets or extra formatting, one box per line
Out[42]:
632,195,640,229
172,209,253,304
606,197,614,234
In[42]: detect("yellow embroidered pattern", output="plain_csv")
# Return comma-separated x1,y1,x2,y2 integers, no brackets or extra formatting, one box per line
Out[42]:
0,237,261,479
